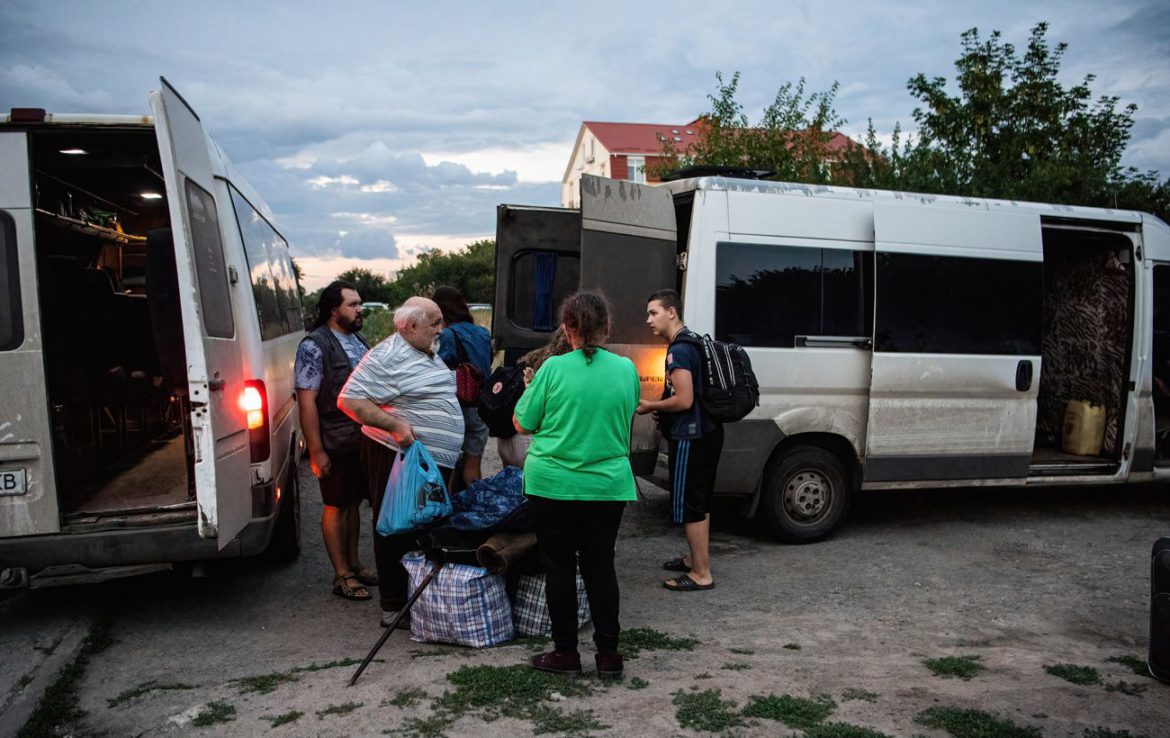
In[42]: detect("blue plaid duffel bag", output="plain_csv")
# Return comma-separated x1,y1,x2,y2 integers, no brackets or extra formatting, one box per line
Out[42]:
401,553,514,648
511,567,590,638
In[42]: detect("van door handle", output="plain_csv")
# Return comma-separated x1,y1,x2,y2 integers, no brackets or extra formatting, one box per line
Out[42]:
1016,360,1033,392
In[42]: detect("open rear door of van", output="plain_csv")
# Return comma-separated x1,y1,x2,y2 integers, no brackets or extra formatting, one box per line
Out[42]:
863,202,1043,484
150,78,249,548
579,175,677,475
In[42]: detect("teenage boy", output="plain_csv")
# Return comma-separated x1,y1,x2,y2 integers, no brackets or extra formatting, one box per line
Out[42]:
636,289,723,591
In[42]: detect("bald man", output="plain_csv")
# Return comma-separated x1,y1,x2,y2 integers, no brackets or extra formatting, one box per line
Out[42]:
339,297,465,627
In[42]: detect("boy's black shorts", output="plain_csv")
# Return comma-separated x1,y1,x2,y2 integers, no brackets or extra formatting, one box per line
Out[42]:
317,447,368,508
667,424,724,524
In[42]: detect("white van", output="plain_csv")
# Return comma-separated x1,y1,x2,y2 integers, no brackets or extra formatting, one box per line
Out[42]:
493,174,1170,542
0,79,304,588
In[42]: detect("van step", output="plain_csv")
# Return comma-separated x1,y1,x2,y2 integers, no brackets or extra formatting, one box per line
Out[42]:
1028,461,1120,477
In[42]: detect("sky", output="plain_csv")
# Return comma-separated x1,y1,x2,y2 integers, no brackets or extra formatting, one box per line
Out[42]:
2,1,1167,291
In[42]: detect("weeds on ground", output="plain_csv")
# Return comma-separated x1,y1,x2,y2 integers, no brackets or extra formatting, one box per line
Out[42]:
410,647,462,659
230,671,300,695
17,616,114,738
628,677,649,690
619,627,699,659
672,688,745,732
915,706,1041,738
742,693,836,730
805,723,893,738
728,647,755,655
1104,680,1147,697
510,636,551,652
317,701,363,719
1084,728,1153,738
840,688,879,703
923,655,985,680
436,664,592,722
107,680,196,707
721,662,751,671
263,710,303,727
1045,663,1101,686
1105,655,1149,677
385,714,457,738
783,642,802,650
386,687,428,708
694,672,713,680
292,658,364,673
192,700,236,727
529,705,609,736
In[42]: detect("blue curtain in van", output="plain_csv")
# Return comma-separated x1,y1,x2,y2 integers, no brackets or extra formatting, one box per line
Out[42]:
532,251,558,331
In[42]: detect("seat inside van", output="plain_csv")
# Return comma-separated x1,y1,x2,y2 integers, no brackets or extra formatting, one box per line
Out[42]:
30,128,192,519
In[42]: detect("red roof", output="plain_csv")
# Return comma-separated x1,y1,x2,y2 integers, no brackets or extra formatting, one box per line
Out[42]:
584,120,705,155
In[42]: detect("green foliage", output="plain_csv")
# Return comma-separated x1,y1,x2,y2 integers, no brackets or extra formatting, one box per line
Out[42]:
230,671,299,695
361,308,397,345
728,647,755,655
436,664,592,722
671,688,745,732
264,710,303,727
1106,655,1150,677
316,701,363,719
628,676,649,690
923,655,985,680
107,681,196,708
806,723,893,738
619,627,700,659
337,267,394,304
192,700,236,727
385,714,458,738
741,693,836,729
1104,679,1147,697
387,239,496,306
18,617,113,738
1044,663,1101,685
840,688,879,703
783,642,802,650
529,705,609,736
915,706,1042,738
387,688,429,708
721,662,751,671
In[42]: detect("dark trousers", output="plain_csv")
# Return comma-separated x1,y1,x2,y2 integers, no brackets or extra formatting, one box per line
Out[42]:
361,435,455,611
529,495,626,655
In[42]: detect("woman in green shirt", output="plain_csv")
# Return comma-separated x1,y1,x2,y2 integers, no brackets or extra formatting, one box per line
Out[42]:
513,291,641,679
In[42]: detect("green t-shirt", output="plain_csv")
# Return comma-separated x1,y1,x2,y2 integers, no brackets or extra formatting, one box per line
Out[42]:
514,348,641,502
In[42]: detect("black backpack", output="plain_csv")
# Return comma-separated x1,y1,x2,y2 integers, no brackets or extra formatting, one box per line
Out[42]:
476,365,527,438
673,330,760,423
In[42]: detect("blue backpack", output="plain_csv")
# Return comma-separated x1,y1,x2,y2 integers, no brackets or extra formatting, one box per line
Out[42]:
376,442,452,536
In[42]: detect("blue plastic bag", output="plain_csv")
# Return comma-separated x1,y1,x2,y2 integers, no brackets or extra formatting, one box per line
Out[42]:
376,442,452,536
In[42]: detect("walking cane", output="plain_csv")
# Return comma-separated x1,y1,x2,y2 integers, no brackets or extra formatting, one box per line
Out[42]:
349,559,444,686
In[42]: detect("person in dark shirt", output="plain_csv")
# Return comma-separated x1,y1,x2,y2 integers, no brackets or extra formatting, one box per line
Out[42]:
635,289,723,591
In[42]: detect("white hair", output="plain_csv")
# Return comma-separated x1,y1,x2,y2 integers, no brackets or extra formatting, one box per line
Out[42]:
394,303,427,332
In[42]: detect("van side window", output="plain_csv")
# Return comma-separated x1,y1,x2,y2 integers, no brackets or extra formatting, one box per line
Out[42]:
229,186,302,339
715,242,872,347
509,250,580,331
0,211,22,350
874,253,1041,354
184,180,235,338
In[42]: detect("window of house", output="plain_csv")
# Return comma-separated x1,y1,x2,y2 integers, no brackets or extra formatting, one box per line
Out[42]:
627,156,646,184
0,211,22,350
874,252,1041,354
715,242,872,347
230,185,302,339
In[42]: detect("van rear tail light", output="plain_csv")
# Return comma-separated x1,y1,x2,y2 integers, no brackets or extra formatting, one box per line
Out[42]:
239,380,270,462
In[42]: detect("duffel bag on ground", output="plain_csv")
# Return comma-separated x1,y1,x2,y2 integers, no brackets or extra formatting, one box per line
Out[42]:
402,552,514,648
512,566,590,638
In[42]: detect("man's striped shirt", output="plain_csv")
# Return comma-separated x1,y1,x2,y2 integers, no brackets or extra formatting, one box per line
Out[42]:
339,334,465,468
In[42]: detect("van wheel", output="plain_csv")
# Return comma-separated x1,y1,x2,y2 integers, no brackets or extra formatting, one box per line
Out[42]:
760,446,852,543
265,468,301,563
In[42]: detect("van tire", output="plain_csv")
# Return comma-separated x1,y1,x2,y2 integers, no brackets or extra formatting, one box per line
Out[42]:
760,446,851,543
265,468,301,563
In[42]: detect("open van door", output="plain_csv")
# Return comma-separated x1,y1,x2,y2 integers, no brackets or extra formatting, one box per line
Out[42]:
863,203,1043,483
150,78,249,548
578,175,677,475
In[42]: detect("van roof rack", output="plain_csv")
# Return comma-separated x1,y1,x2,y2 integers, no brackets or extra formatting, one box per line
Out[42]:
660,165,774,182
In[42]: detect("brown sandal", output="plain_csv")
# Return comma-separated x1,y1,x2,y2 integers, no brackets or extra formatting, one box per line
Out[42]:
332,572,372,600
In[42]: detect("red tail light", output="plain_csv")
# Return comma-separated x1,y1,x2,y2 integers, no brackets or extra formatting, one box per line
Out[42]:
239,380,270,462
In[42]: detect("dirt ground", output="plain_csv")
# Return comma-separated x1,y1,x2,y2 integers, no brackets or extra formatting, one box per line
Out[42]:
6,440,1169,737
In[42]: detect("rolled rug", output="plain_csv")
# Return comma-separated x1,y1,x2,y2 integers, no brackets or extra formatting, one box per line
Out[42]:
477,532,538,573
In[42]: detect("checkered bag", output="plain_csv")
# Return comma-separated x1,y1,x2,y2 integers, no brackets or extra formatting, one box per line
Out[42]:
401,552,514,648
511,567,591,637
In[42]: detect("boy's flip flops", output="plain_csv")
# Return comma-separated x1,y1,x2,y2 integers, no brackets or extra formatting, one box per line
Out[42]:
662,557,691,573
663,574,715,592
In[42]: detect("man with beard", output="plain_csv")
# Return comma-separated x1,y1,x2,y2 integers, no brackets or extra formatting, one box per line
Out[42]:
295,281,375,600
339,296,464,626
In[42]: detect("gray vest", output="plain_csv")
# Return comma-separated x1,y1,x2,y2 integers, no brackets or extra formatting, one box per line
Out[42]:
303,325,369,453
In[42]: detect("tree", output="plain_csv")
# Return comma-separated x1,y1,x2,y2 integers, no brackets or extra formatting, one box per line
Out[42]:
386,239,495,305
335,267,393,304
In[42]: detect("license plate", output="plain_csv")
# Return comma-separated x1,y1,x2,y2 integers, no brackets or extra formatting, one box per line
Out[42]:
0,469,27,496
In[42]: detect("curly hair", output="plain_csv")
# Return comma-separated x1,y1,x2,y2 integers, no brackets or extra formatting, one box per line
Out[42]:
559,291,611,363
314,280,356,330
518,325,572,371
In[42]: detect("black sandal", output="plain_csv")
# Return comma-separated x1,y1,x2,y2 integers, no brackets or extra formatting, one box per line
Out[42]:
662,557,691,573
663,574,715,592
332,572,373,600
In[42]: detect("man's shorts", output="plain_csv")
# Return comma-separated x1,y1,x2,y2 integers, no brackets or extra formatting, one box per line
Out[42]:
462,405,489,456
668,424,724,525
317,447,368,508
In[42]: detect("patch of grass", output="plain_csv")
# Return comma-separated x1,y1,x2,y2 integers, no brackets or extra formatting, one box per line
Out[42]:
806,723,893,738
628,676,649,690
385,714,457,738
721,662,751,671
317,701,363,719
230,671,300,695
694,672,713,680
915,706,1042,738
742,693,836,730
17,616,114,738
783,642,802,650
436,664,592,722
510,636,551,652
619,627,699,659
107,680,196,708
264,710,303,727
728,647,755,655
292,657,365,673
841,688,879,703
1084,729,1152,738
923,655,985,680
1104,680,1147,697
530,705,609,736
387,687,428,708
1045,663,1101,686
672,689,745,732
410,647,462,659
1105,655,1148,677
192,700,236,727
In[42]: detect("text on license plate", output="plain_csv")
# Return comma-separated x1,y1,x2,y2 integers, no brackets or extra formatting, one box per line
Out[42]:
0,469,27,496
